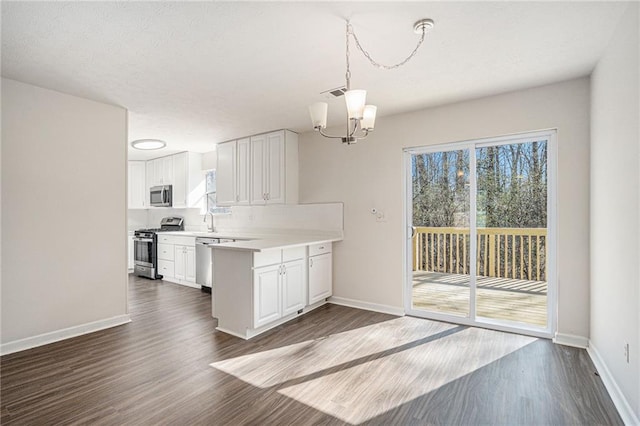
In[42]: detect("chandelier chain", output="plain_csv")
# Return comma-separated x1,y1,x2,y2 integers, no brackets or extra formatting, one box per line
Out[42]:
346,22,426,70
345,22,351,90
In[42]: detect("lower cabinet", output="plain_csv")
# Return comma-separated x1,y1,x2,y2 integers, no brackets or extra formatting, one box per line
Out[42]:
175,245,196,283
156,234,197,287
308,243,333,304
253,259,305,328
213,242,334,340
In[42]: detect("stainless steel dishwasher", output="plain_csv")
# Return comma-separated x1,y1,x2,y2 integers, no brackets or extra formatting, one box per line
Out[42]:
195,237,234,292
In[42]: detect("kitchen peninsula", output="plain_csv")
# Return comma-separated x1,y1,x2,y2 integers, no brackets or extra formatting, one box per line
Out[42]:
210,232,342,339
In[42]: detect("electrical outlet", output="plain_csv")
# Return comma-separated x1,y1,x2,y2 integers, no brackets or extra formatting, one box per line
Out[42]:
624,343,630,363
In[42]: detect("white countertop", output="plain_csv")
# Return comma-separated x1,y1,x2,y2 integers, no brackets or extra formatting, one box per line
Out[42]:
159,230,343,252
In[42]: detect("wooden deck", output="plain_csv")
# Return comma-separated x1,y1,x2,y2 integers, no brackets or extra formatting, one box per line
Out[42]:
412,271,547,327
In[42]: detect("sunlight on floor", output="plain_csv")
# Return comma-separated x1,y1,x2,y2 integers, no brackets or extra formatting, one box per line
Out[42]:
210,317,537,424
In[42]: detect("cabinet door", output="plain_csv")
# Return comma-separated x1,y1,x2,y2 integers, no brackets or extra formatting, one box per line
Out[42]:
162,156,174,184
250,134,267,205
308,253,332,304
236,138,251,205
185,246,196,283
174,245,186,280
153,158,163,185
282,259,305,316
146,160,155,205
266,131,285,204
172,152,187,208
253,264,282,328
216,141,236,206
128,161,146,209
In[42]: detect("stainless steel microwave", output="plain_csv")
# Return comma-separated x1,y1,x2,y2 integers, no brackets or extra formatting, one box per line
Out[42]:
150,185,172,207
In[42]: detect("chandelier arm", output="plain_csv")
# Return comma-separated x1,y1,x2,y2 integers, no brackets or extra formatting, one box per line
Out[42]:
347,22,426,70
317,127,347,140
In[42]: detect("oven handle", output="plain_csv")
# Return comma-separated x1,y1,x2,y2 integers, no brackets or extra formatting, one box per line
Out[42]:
134,238,154,243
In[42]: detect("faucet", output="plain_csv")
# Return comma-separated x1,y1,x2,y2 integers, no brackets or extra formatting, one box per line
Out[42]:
203,212,215,233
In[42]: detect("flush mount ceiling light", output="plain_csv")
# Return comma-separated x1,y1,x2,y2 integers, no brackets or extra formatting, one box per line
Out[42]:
308,18,434,145
131,139,166,150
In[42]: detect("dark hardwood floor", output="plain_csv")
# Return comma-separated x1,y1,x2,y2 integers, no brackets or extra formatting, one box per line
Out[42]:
1,275,623,425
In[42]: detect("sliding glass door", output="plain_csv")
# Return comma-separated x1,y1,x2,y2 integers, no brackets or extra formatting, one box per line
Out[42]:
405,131,555,337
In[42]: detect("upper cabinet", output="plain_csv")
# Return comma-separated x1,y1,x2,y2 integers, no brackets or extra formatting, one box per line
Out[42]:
148,156,174,187
218,130,298,207
128,161,146,209
217,138,251,206
172,152,204,209
143,152,203,209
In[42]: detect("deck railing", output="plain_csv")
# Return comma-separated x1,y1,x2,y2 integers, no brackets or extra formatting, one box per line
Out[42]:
413,227,547,281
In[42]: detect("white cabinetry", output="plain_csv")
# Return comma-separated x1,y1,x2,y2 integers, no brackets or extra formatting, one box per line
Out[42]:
308,243,333,304
253,256,305,328
148,156,174,187
128,161,146,209
216,139,250,206
172,152,204,209
217,130,298,206
156,234,197,287
251,130,296,205
253,264,282,327
174,245,196,282
145,153,203,208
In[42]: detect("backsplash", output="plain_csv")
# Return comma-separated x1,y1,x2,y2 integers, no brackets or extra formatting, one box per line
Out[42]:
128,203,344,234
214,203,344,233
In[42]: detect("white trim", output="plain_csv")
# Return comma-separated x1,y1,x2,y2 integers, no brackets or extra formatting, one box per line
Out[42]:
329,296,405,317
0,314,131,356
588,342,640,426
553,332,589,348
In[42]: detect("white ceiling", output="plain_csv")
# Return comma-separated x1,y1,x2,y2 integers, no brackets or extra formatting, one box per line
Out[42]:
1,2,627,160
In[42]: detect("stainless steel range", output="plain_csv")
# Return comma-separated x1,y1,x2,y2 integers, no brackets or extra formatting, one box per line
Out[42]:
133,217,184,279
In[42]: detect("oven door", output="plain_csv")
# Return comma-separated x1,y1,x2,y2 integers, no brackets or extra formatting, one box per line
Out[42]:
134,238,155,267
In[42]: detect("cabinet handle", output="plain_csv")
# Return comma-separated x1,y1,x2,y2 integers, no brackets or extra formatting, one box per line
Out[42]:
319,246,325,250
282,265,286,275
310,258,313,267
267,193,270,200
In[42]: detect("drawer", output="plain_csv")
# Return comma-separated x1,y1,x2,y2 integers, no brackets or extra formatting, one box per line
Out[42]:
283,246,306,262
254,250,282,268
309,242,332,257
158,235,195,246
157,259,175,277
157,243,174,261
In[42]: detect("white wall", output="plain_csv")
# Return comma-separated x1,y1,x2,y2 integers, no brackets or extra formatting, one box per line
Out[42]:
1,79,129,348
202,149,217,171
590,3,639,422
299,77,590,338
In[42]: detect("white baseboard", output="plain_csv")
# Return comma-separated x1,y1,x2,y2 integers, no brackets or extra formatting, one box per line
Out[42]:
553,332,589,348
587,342,640,426
328,296,405,317
0,314,131,356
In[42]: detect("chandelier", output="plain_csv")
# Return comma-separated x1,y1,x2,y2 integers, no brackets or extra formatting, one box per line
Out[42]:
308,18,434,144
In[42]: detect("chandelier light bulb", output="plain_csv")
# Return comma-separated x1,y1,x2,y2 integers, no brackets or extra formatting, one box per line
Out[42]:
308,102,328,129
361,105,377,130
344,90,367,120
